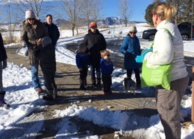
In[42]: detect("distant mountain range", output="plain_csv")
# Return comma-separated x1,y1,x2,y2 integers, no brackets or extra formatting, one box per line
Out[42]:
55,17,145,26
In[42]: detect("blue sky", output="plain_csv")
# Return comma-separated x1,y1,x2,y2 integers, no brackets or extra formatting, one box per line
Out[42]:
102,0,153,21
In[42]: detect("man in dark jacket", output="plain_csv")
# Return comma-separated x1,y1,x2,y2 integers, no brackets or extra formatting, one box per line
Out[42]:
82,22,106,87
35,37,57,101
0,33,9,108
44,14,60,47
44,14,60,77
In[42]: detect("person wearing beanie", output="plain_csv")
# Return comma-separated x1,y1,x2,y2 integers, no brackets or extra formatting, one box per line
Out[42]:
0,33,10,108
35,37,57,100
120,25,141,89
82,22,106,88
21,9,48,93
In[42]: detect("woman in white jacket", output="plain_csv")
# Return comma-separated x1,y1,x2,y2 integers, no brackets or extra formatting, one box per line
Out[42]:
142,2,189,139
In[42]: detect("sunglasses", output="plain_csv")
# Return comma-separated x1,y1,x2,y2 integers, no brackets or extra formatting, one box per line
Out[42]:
150,13,159,17
28,18,35,21
130,32,136,34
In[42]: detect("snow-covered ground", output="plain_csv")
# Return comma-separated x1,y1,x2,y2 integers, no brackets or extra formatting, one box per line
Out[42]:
1,23,194,139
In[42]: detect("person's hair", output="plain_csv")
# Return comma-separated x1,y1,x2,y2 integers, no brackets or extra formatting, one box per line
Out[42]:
100,50,110,57
79,43,87,50
152,2,177,21
46,14,52,18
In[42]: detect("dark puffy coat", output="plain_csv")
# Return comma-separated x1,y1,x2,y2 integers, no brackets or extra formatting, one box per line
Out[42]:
100,58,113,75
120,34,141,69
76,50,91,69
35,43,56,73
0,33,7,62
44,23,60,46
21,19,48,65
82,29,106,63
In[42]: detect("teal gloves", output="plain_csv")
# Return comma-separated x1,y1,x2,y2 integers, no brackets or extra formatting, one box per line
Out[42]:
141,48,153,59
135,47,153,63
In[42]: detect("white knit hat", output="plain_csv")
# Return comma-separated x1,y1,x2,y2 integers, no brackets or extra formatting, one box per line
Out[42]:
25,10,35,19
129,26,137,32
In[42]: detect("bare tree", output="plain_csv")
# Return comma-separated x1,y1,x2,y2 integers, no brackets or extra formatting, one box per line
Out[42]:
60,0,82,36
80,0,93,30
91,0,103,23
16,0,46,19
118,0,133,27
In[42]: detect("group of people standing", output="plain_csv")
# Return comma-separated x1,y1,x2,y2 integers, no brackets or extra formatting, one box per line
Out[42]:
77,2,189,139
20,10,60,100
0,2,190,139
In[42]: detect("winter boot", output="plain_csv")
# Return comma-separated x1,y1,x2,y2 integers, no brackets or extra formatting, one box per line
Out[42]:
97,78,101,86
52,89,57,100
0,91,10,109
91,78,97,88
80,79,86,90
43,90,53,101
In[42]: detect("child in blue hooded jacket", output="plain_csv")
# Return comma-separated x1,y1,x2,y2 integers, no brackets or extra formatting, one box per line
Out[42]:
100,50,114,94
76,43,91,90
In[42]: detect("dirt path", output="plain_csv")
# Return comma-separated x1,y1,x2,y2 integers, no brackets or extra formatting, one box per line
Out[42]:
5,45,157,139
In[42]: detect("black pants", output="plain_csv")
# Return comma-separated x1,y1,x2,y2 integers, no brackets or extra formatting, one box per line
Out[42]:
43,71,57,91
80,67,88,87
127,69,141,86
102,74,112,92
90,62,101,79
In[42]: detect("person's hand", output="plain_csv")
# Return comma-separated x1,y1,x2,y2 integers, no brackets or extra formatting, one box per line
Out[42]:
79,68,82,71
37,39,42,46
126,53,132,59
141,48,152,59
2,59,7,69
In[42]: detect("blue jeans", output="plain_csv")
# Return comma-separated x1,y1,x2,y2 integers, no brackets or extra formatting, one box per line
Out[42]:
90,63,101,79
31,64,40,89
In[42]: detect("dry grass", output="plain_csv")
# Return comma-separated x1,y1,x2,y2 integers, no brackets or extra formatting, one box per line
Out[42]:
3,37,21,44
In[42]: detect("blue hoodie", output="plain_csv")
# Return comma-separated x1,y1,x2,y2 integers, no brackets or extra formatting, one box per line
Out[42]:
100,58,114,75
76,50,91,69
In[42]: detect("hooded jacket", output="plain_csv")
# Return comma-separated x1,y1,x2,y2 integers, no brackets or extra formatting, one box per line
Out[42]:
100,58,113,75
21,19,48,65
144,20,188,81
76,50,91,69
82,29,106,63
35,43,56,73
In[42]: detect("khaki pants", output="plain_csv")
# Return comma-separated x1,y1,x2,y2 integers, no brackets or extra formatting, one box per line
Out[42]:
0,62,2,91
156,75,189,139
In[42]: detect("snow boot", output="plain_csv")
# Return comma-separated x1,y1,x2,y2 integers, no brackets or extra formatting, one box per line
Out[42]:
0,91,10,109
43,90,53,101
80,79,86,90
97,78,101,87
53,88,57,100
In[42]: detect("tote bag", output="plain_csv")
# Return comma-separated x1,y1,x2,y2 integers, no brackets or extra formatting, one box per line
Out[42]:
141,28,173,90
